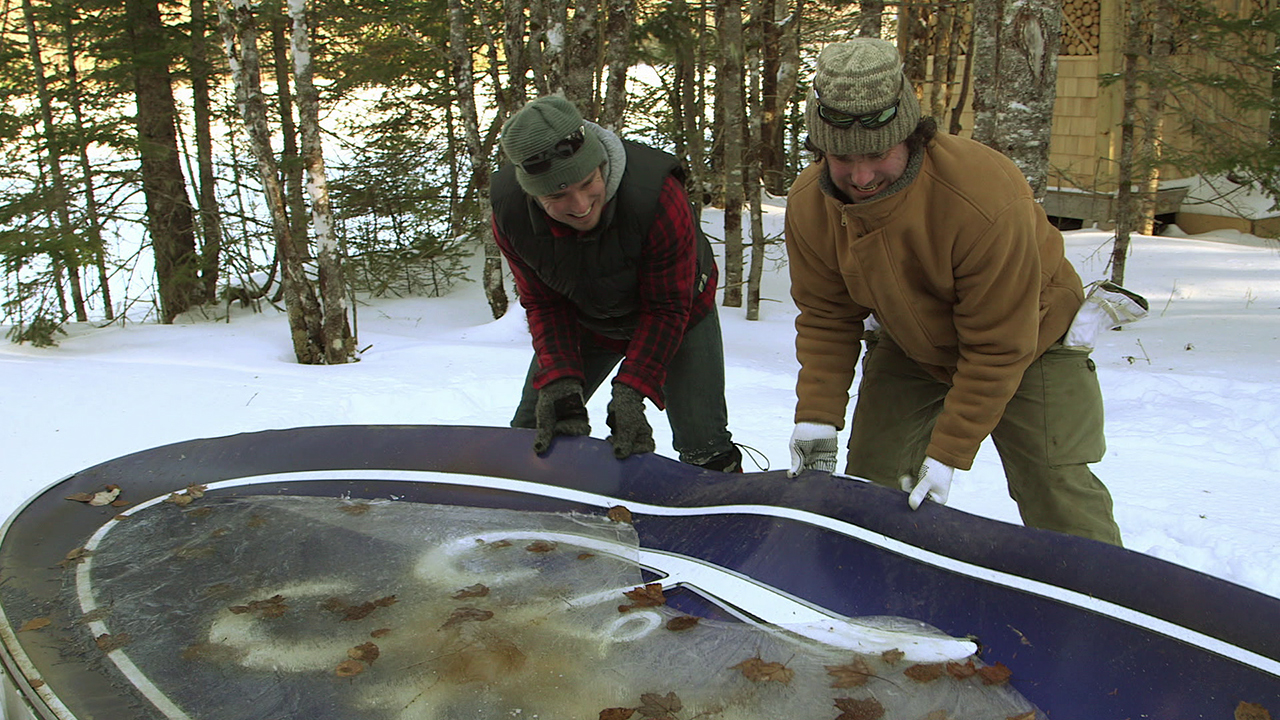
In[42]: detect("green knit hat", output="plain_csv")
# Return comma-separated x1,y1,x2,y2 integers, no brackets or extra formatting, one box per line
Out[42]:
501,96,605,197
805,39,920,156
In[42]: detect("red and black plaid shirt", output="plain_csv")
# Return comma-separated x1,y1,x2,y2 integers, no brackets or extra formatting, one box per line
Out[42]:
493,175,717,409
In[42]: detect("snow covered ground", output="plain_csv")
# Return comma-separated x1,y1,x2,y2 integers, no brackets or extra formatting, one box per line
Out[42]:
2,202,1279,608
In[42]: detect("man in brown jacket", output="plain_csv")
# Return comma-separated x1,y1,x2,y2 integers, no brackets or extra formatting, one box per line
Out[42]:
784,38,1123,545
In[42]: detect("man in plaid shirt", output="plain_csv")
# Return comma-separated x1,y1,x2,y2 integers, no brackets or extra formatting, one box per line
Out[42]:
491,96,740,472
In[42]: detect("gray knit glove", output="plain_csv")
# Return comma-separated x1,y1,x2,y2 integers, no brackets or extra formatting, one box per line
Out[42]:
605,383,655,459
532,378,590,455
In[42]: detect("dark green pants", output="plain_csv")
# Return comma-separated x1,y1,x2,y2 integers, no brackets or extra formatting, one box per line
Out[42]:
846,333,1123,546
511,311,734,466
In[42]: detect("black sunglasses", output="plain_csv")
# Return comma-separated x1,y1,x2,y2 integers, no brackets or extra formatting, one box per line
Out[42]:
814,85,900,130
520,126,587,175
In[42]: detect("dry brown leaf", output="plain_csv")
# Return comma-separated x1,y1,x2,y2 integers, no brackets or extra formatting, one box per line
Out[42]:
164,492,195,507
947,659,978,679
325,595,397,621
637,691,682,716
599,708,636,720
56,546,90,569
903,663,946,683
834,696,885,720
488,539,512,549
977,662,1013,685
578,552,596,560
348,642,380,664
95,633,131,652
441,607,495,629
619,583,666,612
19,617,51,632
880,648,904,665
335,659,365,677
731,656,795,685
90,486,120,506
525,540,557,553
339,603,378,621
825,658,874,688
452,584,490,600
1236,701,1273,720
66,485,121,506
338,502,371,515
228,595,288,619
370,628,392,638
29,679,44,689
607,505,634,524
665,615,700,632
1006,712,1036,720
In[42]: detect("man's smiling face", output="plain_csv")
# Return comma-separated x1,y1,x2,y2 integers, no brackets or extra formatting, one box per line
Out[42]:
536,167,606,231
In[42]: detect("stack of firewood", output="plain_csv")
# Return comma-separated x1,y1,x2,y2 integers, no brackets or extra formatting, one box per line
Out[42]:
1060,0,1101,56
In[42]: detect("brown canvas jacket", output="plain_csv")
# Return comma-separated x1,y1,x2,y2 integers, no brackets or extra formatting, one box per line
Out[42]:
785,133,1084,469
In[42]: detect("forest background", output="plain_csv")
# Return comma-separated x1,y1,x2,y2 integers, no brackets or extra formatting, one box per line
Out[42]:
1,0,1278,361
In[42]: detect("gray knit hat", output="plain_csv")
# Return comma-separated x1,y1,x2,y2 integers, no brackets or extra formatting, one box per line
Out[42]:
501,96,605,197
805,39,921,156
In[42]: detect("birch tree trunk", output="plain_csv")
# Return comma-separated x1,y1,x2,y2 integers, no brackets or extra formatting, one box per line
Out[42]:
288,0,352,364
1138,0,1172,235
449,0,507,319
718,1,745,309
24,0,88,322
126,0,203,322
218,0,325,363
970,0,1062,198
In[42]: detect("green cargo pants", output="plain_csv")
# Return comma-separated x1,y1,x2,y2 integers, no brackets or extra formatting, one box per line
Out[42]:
845,333,1123,546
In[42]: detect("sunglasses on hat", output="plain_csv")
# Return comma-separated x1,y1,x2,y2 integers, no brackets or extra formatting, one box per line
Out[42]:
814,85,900,130
520,126,586,175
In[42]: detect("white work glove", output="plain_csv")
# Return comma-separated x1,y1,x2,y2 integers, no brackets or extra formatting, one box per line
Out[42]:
787,422,839,477
900,456,955,510
1065,280,1150,350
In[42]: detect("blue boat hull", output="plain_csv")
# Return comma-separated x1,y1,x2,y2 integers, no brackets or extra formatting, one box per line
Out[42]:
1,425,1277,719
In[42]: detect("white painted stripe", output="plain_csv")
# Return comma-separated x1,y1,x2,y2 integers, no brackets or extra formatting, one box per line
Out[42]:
196,468,1280,677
